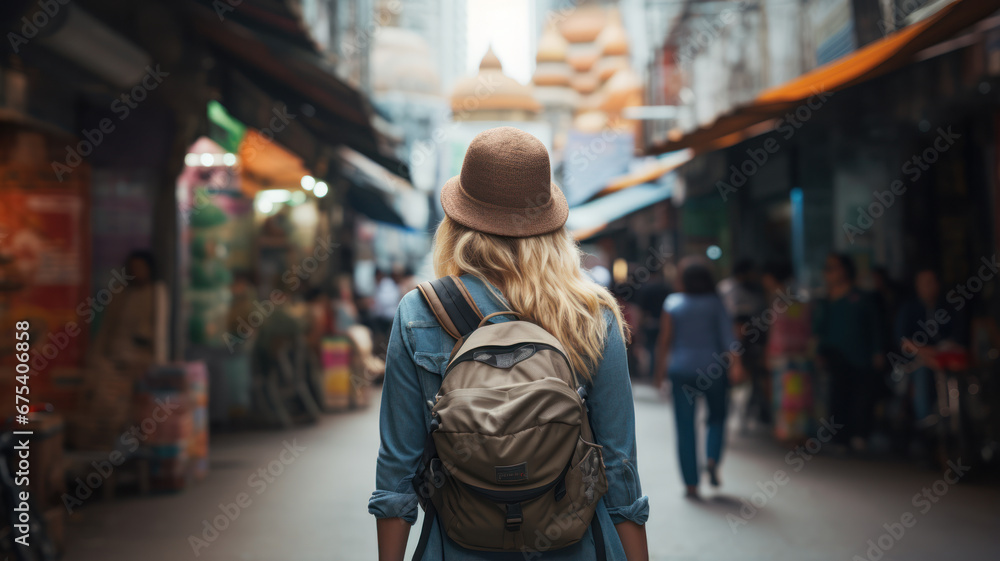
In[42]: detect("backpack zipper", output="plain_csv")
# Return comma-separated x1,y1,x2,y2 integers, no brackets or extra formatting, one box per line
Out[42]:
446,342,570,375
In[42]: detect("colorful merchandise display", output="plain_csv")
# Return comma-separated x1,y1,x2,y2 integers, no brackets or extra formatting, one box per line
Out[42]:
137,361,209,491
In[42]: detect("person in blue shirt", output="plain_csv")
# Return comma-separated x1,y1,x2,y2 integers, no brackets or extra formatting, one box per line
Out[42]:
654,258,739,498
369,127,649,560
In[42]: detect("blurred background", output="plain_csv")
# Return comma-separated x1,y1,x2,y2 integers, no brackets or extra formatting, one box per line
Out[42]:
0,0,998,560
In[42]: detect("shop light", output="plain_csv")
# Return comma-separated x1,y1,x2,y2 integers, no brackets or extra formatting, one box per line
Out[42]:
258,189,292,203
314,181,329,198
301,175,316,190
222,153,237,166
612,258,628,285
184,153,200,167
255,189,292,214
200,153,215,167
706,245,722,260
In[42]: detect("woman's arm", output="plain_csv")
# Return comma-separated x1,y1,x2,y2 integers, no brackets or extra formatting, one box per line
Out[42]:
590,311,650,558
370,298,426,559
616,520,649,561
377,518,410,561
653,311,672,388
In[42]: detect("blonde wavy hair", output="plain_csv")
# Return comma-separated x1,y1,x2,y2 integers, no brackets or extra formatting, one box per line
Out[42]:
432,216,627,380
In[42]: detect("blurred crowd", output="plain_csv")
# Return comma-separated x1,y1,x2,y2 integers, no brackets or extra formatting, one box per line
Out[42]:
609,253,988,466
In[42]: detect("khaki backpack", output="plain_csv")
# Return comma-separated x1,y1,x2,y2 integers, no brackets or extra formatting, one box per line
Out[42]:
410,275,608,560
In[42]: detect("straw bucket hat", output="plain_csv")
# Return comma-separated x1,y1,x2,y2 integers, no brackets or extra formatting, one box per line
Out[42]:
440,127,569,238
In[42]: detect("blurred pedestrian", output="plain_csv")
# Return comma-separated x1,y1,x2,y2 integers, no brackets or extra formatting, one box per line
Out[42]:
718,259,769,425
304,286,333,350
872,265,903,366
872,266,902,342
894,267,968,426
718,259,766,322
393,264,418,297
372,268,400,352
332,274,359,335
89,250,169,375
635,269,673,381
761,261,813,444
813,253,884,451
654,257,740,498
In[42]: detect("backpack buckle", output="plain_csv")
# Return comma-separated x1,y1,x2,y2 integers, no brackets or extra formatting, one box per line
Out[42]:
428,458,447,488
505,503,523,532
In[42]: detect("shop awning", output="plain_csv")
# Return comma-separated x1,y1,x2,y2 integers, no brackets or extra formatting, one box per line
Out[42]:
337,146,428,230
567,176,675,240
346,184,408,227
184,0,408,178
649,0,1000,154
337,146,414,195
238,129,312,196
593,149,692,198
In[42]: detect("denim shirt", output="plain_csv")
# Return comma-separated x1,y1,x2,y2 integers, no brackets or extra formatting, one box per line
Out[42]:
368,275,649,560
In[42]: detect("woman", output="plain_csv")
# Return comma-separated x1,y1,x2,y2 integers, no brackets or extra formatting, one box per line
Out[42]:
369,127,649,561
654,258,737,498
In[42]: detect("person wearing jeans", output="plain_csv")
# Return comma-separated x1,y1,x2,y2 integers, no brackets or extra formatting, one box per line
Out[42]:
655,258,738,498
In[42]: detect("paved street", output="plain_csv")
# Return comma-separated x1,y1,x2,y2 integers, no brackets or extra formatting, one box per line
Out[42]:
65,384,1000,561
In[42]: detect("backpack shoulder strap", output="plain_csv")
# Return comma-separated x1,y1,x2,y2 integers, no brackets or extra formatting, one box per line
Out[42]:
417,275,484,339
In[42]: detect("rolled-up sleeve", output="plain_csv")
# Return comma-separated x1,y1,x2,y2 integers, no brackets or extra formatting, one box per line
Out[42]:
589,310,650,526
368,302,425,524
